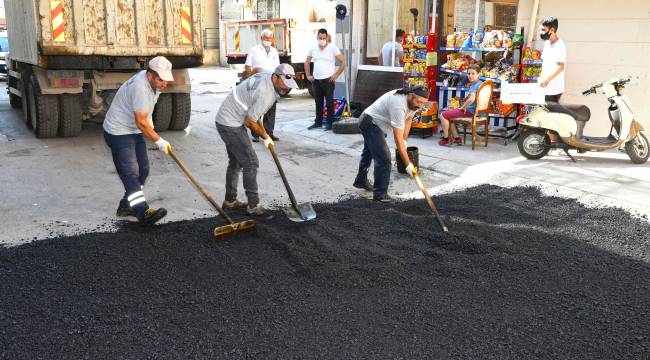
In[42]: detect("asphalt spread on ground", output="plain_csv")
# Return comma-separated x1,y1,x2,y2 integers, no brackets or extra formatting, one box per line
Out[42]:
1,185,649,359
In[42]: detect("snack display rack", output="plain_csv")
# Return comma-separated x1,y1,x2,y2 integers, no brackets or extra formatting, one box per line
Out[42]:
436,29,524,144
402,33,438,138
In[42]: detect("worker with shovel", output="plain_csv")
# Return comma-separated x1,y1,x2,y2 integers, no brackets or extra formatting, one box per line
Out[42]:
103,56,174,225
215,64,298,216
353,86,430,202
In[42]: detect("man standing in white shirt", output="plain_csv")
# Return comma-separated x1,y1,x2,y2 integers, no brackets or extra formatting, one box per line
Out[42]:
539,17,565,103
305,28,345,130
245,29,281,142
378,29,405,67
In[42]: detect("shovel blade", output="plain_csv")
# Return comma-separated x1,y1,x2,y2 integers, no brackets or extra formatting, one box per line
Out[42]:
283,203,317,222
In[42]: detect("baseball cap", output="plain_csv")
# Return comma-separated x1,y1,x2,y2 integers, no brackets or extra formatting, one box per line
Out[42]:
149,56,174,82
274,64,299,89
409,85,429,98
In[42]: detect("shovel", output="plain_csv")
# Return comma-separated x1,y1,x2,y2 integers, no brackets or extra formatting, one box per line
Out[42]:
168,150,256,239
267,144,317,222
413,169,449,233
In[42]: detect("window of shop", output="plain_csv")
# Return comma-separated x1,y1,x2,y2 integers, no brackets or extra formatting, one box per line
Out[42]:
364,0,428,68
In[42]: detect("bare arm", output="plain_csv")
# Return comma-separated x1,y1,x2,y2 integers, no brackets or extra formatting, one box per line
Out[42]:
243,116,270,140
329,53,345,82
134,111,161,142
403,112,414,140
462,93,477,111
305,56,313,81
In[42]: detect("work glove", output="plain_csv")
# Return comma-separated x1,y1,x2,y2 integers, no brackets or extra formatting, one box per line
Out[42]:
263,136,275,149
155,138,172,155
405,162,417,177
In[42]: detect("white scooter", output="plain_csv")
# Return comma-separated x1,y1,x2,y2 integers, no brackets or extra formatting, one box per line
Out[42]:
517,78,649,164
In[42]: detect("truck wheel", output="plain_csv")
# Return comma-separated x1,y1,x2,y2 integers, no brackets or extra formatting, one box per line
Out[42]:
28,74,59,138
152,93,173,131
8,76,21,109
169,93,191,130
625,132,649,164
59,94,83,137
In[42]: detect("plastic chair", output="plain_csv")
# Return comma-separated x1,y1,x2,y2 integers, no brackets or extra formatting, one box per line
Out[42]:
448,80,494,150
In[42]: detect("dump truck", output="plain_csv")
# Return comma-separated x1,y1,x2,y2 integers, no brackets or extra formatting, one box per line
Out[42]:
4,0,202,138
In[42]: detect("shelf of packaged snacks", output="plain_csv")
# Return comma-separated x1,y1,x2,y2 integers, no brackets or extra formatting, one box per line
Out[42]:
402,58,427,63
522,59,543,65
440,68,501,83
523,76,539,81
439,47,509,52
403,44,427,50
439,86,500,93
403,74,426,78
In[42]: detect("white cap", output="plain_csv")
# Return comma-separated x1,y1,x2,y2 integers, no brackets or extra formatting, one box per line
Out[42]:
149,56,174,82
274,64,299,89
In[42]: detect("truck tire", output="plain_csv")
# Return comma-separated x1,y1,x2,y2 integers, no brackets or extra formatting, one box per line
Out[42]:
152,93,173,131
169,93,191,130
332,117,361,134
59,94,83,137
8,77,21,109
28,74,59,138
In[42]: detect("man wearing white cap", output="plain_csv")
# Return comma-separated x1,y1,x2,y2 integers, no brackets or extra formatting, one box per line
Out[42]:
103,56,175,225
215,63,298,216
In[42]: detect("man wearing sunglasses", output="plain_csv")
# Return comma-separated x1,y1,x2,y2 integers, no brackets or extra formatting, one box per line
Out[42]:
215,64,299,216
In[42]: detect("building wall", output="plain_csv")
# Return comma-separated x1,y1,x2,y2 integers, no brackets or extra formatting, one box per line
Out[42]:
516,0,650,135
455,0,485,32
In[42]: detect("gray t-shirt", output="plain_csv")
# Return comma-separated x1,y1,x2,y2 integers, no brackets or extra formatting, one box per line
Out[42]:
364,90,408,135
103,71,159,135
215,73,280,127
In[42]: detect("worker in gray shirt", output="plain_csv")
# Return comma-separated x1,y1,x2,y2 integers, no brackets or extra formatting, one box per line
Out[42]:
215,64,298,216
103,56,174,225
353,86,429,202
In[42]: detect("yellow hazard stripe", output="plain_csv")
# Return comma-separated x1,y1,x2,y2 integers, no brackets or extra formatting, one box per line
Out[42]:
50,0,65,42
180,6,191,44
235,28,240,52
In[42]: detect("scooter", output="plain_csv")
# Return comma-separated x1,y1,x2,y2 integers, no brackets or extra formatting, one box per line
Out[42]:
517,78,649,164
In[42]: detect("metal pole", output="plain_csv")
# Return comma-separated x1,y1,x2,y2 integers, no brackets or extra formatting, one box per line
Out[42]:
473,0,480,32
391,0,398,66
527,0,540,48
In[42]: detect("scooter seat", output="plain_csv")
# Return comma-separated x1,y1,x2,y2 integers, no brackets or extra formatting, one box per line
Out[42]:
546,103,591,122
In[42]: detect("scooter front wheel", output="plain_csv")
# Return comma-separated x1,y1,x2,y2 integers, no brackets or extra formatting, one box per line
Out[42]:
625,132,649,164
518,128,550,160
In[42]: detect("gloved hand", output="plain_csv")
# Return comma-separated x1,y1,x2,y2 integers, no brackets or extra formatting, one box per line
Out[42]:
263,136,274,149
405,162,417,177
155,138,171,155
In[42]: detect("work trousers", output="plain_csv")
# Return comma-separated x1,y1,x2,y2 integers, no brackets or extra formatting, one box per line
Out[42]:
104,131,149,219
216,123,260,208
313,79,335,126
252,101,277,139
354,115,391,198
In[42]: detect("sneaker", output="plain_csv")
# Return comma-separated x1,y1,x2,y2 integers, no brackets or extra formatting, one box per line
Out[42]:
140,207,167,226
223,199,248,210
116,198,136,217
270,134,280,141
453,137,463,145
438,137,451,146
307,123,322,130
373,193,394,203
246,205,269,216
251,137,260,143
353,181,373,192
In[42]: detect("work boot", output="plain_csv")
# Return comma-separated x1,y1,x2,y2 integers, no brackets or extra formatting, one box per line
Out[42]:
139,207,167,226
373,193,394,203
116,198,136,217
251,137,260,143
324,123,333,131
223,199,248,210
307,123,322,130
353,181,373,192
246,205,269,217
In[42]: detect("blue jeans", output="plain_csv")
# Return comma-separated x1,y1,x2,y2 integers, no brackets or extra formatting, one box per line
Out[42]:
104,131,150,218
354,122,391,198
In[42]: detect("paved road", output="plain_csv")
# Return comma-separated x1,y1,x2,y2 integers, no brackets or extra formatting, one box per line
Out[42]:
1,67,649,248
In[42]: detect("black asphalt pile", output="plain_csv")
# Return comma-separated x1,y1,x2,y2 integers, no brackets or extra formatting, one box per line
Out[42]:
1,185,649,359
